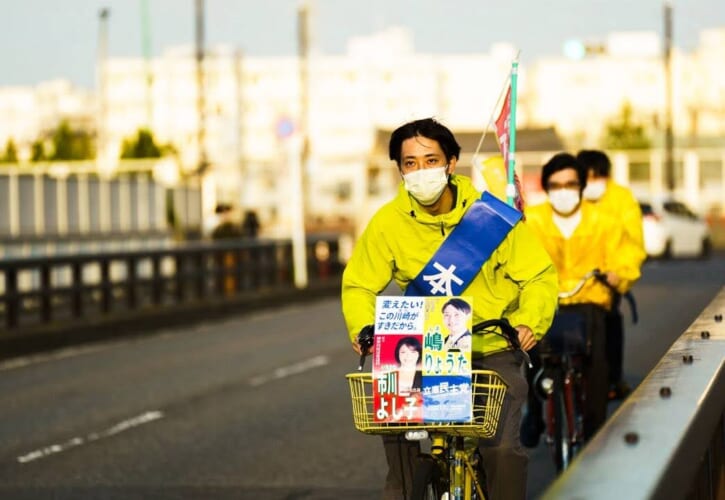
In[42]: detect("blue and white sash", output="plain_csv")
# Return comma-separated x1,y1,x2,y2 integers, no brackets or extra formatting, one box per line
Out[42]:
404,192,522,297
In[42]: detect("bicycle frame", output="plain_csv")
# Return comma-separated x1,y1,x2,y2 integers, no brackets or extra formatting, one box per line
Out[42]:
417,433,486,500
537,351,586,472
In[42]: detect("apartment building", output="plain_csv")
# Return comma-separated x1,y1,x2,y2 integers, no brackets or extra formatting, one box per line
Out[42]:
1,26,724,235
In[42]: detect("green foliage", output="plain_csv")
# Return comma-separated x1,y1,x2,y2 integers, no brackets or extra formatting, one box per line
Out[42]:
0,138,18,163
602,102,651,150
31,140,46,162
50,120,95,160
120,128,162,159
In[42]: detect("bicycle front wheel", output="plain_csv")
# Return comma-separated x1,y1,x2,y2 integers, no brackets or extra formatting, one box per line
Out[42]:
550,369,576,472
411,456,447,500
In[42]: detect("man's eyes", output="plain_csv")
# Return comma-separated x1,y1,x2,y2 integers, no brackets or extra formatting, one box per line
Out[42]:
403,158,443,168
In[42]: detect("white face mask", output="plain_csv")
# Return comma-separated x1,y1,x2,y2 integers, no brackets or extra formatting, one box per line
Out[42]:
548,189,581,215
583,179,607,201
403,166,449,206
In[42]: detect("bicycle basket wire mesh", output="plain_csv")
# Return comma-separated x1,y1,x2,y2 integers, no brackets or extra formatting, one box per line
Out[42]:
346,370,507,438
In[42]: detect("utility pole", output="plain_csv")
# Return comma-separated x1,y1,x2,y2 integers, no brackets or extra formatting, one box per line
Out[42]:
664,1,675,193
234,48,245,191
140,0,153,129
297,0,310,219
96,7,112,234
194,0,207,235
288,0,312,289
195,0,207,175
97,8,110,171
96,8,111,158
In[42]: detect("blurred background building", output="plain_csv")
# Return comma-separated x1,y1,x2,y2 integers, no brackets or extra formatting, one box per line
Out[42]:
1,26,724,239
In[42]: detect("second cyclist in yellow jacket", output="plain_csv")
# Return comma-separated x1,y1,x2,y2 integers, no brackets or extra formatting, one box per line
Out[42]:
520,152,641,446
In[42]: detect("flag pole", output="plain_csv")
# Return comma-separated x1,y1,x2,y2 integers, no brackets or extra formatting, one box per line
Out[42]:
472,72,511,163
506,57,519,206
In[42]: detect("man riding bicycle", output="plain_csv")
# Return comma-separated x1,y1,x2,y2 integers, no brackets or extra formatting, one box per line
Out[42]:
522,153,642,445
576,149,646,400
341,118,558,500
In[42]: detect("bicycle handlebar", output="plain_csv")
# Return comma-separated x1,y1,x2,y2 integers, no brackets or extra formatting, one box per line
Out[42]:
558,268,638,324
472,317,533,368
557,268,605,299
356,325,375,371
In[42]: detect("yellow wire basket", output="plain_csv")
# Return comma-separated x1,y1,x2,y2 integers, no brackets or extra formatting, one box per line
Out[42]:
346,369,507,439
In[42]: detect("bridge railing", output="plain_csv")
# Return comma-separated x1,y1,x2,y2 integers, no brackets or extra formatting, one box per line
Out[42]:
0,235,342,342
542,286,725,500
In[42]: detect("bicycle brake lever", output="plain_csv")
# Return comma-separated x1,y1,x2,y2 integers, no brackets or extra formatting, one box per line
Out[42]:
357,352,367,371
356,326,375,371
520,349,533,369
502,321,533,369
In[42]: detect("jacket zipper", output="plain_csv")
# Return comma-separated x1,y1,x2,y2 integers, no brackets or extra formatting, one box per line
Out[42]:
440,222,445,236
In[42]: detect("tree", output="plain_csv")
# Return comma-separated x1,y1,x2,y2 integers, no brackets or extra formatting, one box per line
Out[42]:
50,120,95,160
120,128,162,159
0,138,18,163
602,102,651,150
31,140,46,162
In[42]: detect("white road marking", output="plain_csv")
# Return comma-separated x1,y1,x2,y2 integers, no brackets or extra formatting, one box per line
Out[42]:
0,343,111,371
248,355,329,387
0,307,307,372
17,411,164,464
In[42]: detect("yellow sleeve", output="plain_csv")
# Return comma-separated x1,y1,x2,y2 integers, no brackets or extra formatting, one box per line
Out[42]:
604,216,641,294
609,185,646,269
498,222,559,340
341,217,394,343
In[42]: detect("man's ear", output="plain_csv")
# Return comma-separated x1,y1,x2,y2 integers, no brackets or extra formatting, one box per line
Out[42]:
447,157,457,175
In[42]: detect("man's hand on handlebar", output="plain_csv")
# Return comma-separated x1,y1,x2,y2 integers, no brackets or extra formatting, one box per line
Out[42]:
604,271,621,288
515,324,537,351
352,339,374,356
354,325,375,370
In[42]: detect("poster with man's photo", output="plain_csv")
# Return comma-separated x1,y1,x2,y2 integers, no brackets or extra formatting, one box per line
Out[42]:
372,296,473,423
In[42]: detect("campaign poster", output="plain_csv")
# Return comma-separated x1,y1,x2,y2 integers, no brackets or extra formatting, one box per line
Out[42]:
372,296,473,423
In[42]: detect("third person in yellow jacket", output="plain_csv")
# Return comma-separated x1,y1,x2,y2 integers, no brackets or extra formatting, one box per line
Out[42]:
577,149,646,400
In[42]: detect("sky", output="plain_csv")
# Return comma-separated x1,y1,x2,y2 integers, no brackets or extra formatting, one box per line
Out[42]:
2,0,725,89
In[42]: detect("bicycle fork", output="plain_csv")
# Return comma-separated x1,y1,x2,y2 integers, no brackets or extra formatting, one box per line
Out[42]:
432,435,485,500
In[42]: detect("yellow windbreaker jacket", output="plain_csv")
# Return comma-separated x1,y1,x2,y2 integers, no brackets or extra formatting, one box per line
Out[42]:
524,201,642,310
586,180,647,270
341,175,559,355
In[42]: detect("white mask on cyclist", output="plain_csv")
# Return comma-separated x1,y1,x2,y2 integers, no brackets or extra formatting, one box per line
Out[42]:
582,179,607,201
403,166,449,206
548,189,580,216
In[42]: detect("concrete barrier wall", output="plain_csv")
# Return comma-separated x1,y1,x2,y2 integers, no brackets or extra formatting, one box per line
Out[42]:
542,286,725,499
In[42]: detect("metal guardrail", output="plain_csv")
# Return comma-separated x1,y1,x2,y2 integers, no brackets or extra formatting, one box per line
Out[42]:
542,286,725,500
0,235,343,333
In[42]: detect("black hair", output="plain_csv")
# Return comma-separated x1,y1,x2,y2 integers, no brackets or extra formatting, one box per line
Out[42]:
576,149,611,177
394,336,422,365
441,298,472,315
540,153,587,192
388,118,461,168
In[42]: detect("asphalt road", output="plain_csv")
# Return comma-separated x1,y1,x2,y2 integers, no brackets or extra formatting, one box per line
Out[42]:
0,254,723,500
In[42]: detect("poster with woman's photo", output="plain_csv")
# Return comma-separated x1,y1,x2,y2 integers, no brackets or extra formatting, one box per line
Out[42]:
372,296,473,423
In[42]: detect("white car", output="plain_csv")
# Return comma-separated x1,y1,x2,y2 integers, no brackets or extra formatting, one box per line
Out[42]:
639,197,711,259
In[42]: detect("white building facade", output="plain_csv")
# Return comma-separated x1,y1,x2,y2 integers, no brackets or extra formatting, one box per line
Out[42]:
1,27,725,235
